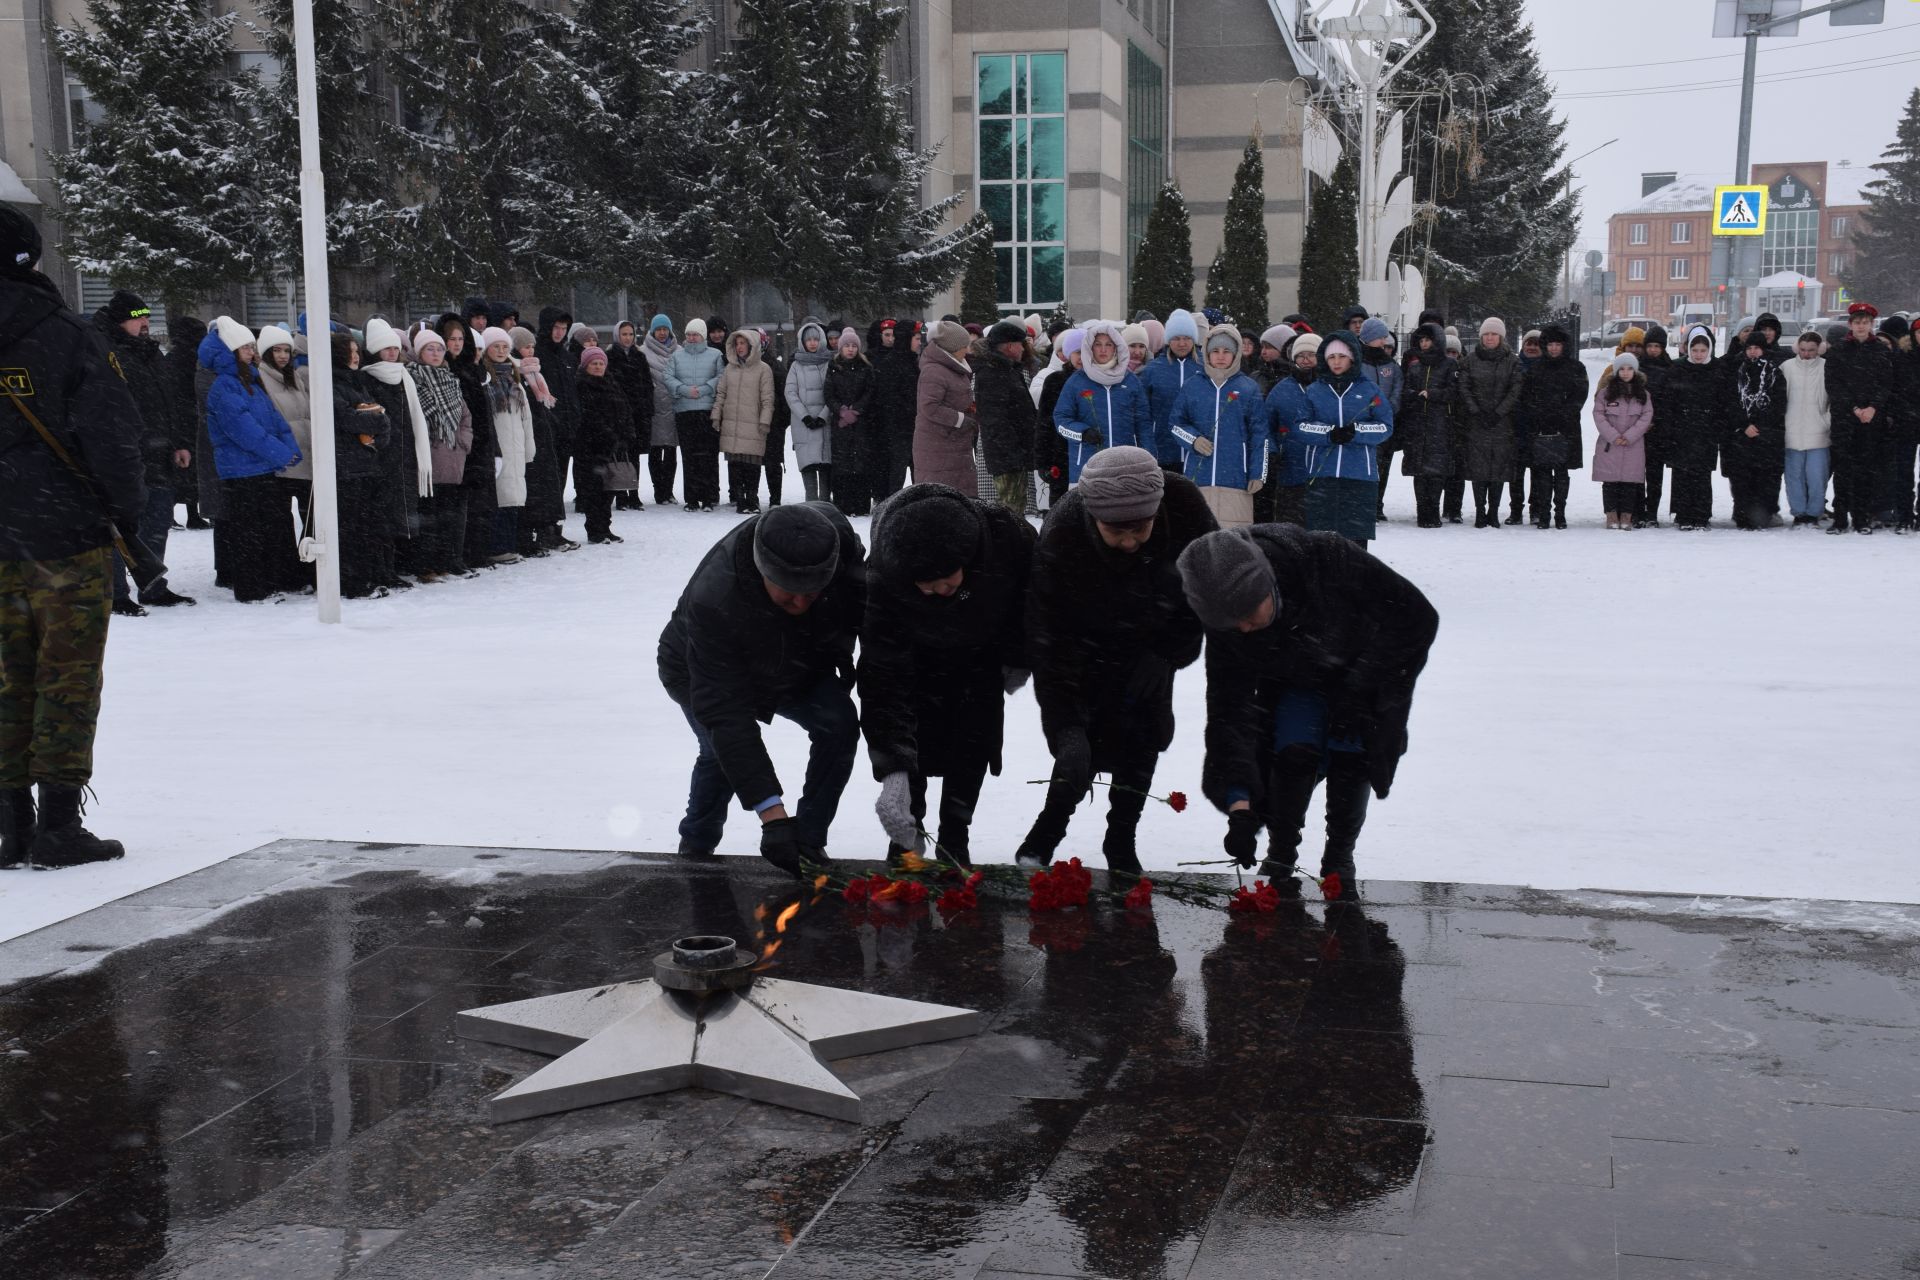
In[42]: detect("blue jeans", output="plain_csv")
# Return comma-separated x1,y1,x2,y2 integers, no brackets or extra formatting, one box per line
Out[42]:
1784,448,1831,518
112,481,175,603
1273,689,1366,756
678,674,859,854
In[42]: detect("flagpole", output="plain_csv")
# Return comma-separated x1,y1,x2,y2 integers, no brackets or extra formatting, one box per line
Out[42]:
291,0,341,622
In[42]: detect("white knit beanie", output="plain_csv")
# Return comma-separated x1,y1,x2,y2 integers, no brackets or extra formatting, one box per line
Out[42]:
363,317,404,357
213,315,255,352
255,324,294,354
1479,316,1507,339
685,317,708,341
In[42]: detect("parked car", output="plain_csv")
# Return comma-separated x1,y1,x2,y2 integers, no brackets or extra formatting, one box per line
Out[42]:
1583,317,1653,349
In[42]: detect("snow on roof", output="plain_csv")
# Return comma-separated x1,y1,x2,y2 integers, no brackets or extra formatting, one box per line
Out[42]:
1615,178,1716,216
1823,163,1877,209
0,160,39,205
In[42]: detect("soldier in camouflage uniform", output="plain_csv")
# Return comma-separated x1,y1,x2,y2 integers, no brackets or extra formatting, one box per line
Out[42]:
0,206,147,869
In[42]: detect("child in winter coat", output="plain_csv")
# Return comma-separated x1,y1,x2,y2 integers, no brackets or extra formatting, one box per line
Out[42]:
201,318,305,601
1779,330,1831,525
1263,333,1322,526
1288,333,1395,547
1726,333,1788,530
1053,321,1151,483
1168,327,1268,526
824,328,877,516
785,319,832,501
1592,353,1654,530
1141,308,1204,470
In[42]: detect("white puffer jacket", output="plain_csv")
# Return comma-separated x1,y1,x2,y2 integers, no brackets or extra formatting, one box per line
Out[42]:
1779,354,1830,451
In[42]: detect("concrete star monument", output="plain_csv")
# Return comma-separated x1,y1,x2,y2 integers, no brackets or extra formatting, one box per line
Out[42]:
456,935,982,1123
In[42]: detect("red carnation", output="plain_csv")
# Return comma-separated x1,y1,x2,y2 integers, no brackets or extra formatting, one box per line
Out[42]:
842,878,870,904
1167,790,1188,813
1123,878,1154,911
1320,872,1343,902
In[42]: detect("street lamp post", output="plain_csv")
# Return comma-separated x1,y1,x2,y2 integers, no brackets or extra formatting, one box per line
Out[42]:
1562,137,1619,315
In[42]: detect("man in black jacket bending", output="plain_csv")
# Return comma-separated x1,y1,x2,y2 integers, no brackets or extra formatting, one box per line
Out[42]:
658,501,864,874
1180,525,1438,899
0,207,147,869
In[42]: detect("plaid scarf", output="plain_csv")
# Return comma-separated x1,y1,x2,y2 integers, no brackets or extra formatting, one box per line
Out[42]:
413,361,465,447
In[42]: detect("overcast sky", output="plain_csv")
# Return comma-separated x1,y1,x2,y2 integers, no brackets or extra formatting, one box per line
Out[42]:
1520,0,1920,252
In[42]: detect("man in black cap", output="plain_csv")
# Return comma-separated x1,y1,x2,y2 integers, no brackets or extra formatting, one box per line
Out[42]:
861,483,1034,868
1017,445,1216,872
95,289,195,613
658,501,865,873
1825,301,1894,534
1878,314,1917,531
1178,525,1438,899
976,319,1036,514
0,206,147,869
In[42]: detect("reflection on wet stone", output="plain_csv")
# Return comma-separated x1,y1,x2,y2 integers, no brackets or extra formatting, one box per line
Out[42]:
0,842,1917,1278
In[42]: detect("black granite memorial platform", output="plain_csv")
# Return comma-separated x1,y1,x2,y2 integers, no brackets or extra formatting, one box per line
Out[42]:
1,840,1917,1278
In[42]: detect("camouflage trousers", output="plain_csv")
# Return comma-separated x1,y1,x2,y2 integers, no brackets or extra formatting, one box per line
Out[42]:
0,548,112,788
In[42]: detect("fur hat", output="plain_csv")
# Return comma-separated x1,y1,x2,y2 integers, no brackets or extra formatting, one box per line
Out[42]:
1165,309,1199,344
1078,446,1164,524
255,324,294,354
879,487,981,582
1178,528,1277,632
477,326,513,354
214,316,255,352
753,503,842,595
684,317,708,341
0,206,42,273
363,317,404,357
1479,316,1507,339
987,319,1028,349
929,319,971,354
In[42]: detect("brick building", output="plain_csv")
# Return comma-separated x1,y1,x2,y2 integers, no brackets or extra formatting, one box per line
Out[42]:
1603,161,1872,328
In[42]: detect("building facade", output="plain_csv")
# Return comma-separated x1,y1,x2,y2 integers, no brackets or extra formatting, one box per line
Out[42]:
1604,161,1872,328
3,0,1333,331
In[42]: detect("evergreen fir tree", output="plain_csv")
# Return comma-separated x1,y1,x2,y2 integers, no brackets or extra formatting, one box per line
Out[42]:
1297,151,1359,331
1044,301,1075,332
958,217,1001,324
1128,182,1194,319
1395,0,1577,320
1205,134,1269,328
53,0,261,304
1848,90,1920,309
246,0,389,277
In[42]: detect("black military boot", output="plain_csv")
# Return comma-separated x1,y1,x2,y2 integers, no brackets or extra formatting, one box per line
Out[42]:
29,783,124,869
1319,756,1370,900
0,789,35,869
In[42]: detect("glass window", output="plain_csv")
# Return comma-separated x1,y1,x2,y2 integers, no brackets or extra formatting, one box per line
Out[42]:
1628,259,1647,281
1761,208,1819,278
1669,294,1689,315
1126,43,1166,284
1627,296,1646,315
65,82,104,149
1630,223,1648,245
1830,253,1848,276
978,53,1067,314
1671,221,1692,244
1669,258,1689,281
1831,215,1849,238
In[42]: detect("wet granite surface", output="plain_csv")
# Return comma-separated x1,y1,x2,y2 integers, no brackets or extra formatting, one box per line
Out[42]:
0,840,1917,1278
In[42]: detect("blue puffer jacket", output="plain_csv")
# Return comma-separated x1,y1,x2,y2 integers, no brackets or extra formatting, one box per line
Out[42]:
1289,373,1395,481
1168,372,1269,490
1053,370,1151,482
1264,374,1318,486
199,332,301,480
665,339,724,414
1140,351,1202,465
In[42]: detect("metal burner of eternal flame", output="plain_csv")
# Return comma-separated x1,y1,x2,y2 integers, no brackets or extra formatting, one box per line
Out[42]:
456,935,982,1123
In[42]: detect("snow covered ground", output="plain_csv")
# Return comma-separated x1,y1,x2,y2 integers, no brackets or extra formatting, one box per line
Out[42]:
4,355,1915,942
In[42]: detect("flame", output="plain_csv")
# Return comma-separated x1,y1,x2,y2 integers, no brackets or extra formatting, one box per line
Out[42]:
774,901,801,934
759,938,784,963
752,903,770,922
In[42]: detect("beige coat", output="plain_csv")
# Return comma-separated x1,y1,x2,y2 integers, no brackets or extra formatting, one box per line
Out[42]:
711,337,774,461
263,365,313,481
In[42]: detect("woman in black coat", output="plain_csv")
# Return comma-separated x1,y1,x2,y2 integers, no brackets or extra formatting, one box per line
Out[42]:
1723,334,1787,530
438,314,498,571
870,320,921,500
328,333,392,598
824,333,878,516
574,347,637,544
1514,324,1588,529
606,322,655,511
1398,323,1459,528
1661,326,1726,529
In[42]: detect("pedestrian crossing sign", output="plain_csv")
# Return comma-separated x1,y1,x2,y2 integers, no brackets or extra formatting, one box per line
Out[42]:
1713,185,1767,236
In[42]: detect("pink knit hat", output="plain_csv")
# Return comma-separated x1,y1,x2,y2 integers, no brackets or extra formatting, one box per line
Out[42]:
578,345,607,370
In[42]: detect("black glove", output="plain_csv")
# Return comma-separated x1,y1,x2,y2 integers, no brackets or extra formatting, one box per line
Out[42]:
759,817,804,876
1124,654,1174,704
1052,727,1093,799
1224,809,1261,869
1082,426,1104,447
805,415,824,431
1329,423,1357,445
1366,695,1412,800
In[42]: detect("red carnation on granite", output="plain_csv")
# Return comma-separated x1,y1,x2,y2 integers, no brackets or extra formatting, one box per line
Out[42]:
1123,878,1154,911
1320,872,1343,902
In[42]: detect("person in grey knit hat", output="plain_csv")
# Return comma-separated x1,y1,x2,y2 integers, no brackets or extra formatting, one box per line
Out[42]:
1077,445,1164,524
657,501,866,876
1182,524,1439,901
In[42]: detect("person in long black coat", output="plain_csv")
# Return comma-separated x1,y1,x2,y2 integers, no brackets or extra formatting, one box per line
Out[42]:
824,335,878,515
1018,448,1216,872
328,332,392,598
574,347,635,544
657,502,865,873
1514,324,1587,528
861,484,1035,868
1181,524,1438,898
762,336,790,506
95,294,193,608
869,319,920,500
1397,323,1458,528
1724,333,1787,530
974,319,1036,514
438,315,498,572
1662,326,1726,529
165,315,208,526
1824,304,1895,533
534,305,579,518
606,322,654,509
1637,325,1676,526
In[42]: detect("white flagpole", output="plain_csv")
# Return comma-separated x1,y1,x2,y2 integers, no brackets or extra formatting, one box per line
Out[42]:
292,0,342,622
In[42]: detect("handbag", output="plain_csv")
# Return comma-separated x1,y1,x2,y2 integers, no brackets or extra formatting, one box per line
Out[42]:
595,458,640,491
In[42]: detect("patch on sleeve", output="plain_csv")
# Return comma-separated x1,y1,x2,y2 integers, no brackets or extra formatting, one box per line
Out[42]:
0,368,33,397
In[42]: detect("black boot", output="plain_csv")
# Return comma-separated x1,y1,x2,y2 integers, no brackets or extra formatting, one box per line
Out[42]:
30,783,125,868
0,788,34,869
1319,756,1370,900
1258,747,1321,881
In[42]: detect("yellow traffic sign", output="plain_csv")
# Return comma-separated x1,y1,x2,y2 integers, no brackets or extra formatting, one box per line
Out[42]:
1713,185,1767,237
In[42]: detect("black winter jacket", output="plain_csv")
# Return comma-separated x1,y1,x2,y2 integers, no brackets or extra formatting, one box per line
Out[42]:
329,366,390,482
1653,357,1723,473
658,502,866,807
453,360,497,506
1036,365,1073,496
1824,335,1894,426
1201,525,1438,809
533,305,578,446
975,347,1036,476
1640,351,1675,465
575,373,637,469
1724,355,1787,476
1398,330,1459,477
873,342,920,440
0,272,147,561
859,485,1035,779
1515,351,1588,470
605,342,655,449
94,311,186,487
1029,474,1217,757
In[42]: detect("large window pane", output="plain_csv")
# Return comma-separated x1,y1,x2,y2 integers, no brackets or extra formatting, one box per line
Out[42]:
1030,182,1064,243
1032,246,1064,304
982,184,1012,242
1029,118,1064,180
1014,55,1029,117
1014,120,1027,182
1030,54,1065,115
1014,183,1027,242
995,248,1014,305
979,57,1012,115
979,119,1012,181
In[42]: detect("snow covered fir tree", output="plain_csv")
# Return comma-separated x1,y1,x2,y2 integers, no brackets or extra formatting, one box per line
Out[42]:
1298,150,1359,330
1129,183,1194,320
1848,86,1920,309
1205,134,1269,329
